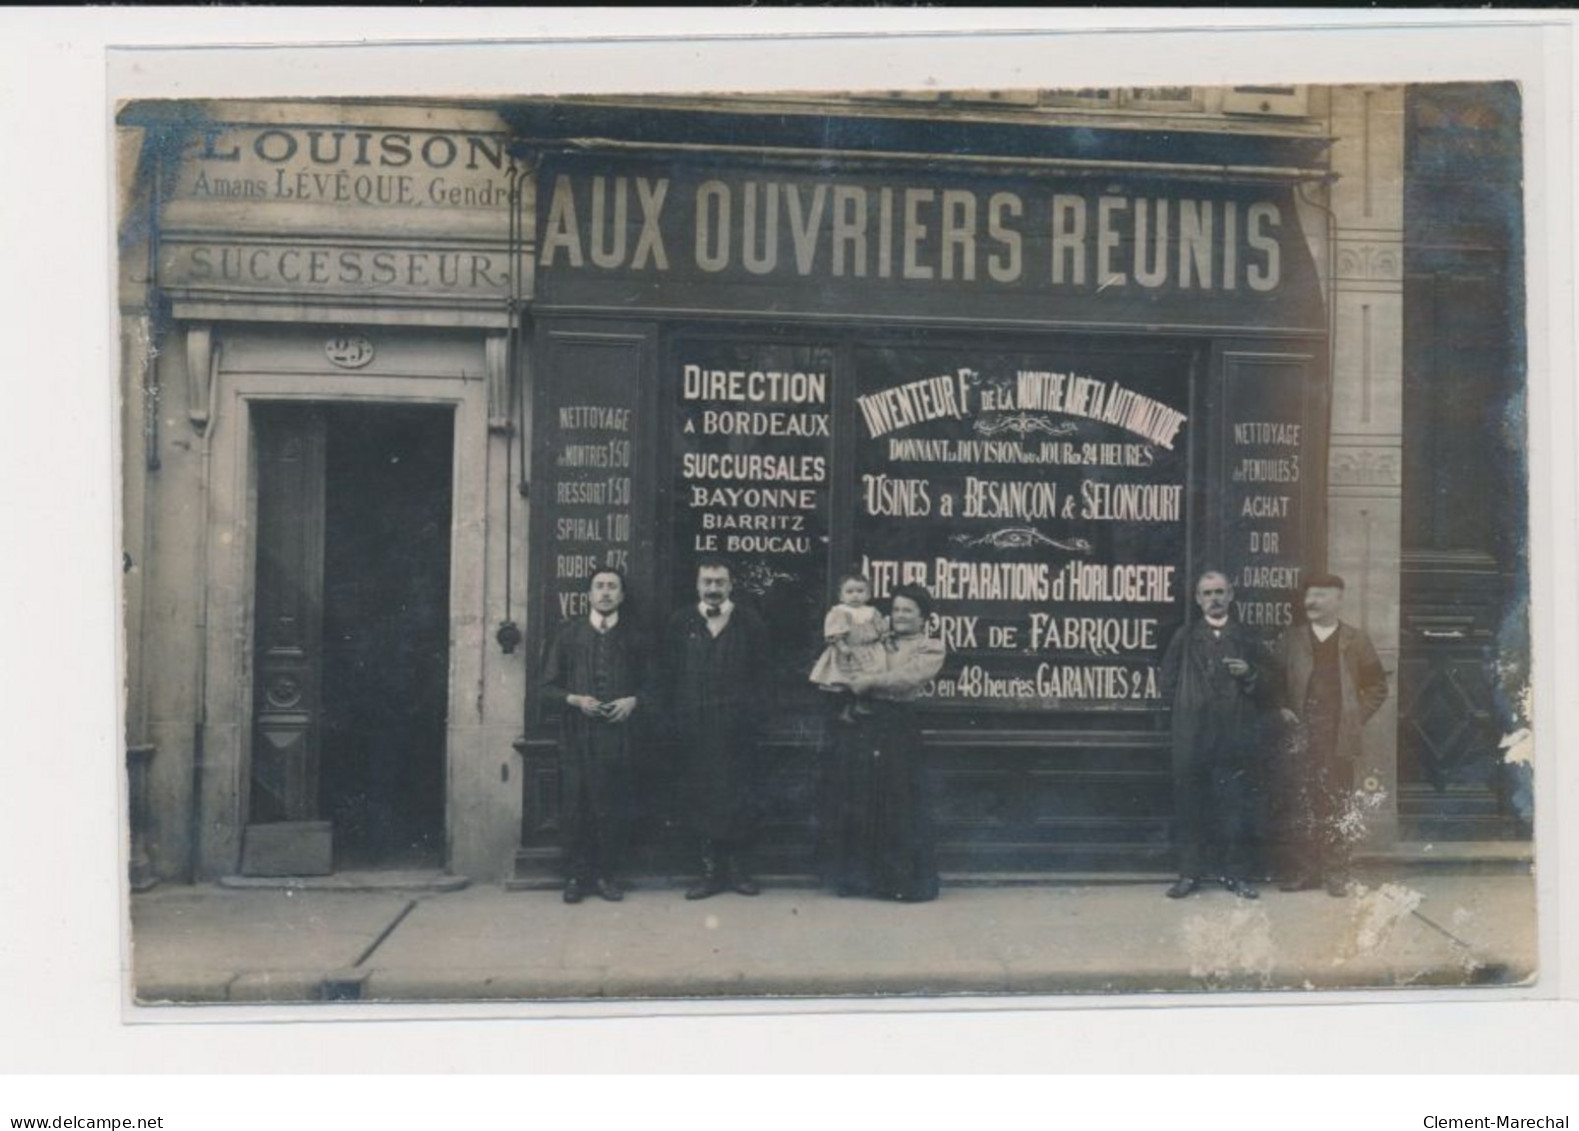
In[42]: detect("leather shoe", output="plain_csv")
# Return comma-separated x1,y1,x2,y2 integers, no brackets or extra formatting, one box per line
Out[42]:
1325,877,1350,898
1279,875,1320,893
685,876,726,901
562,879,587,905
729,874,761,897
595,878,624,902
1222,877,1260,900
1165,877,1199,899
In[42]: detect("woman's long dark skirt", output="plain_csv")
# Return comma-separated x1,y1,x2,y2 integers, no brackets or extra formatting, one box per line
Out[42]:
822,700,939,903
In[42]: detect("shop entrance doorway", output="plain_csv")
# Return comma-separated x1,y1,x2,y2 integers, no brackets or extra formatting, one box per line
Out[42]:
245,402,454,873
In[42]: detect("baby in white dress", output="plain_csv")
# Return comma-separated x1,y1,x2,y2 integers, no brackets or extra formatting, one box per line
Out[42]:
809,574,890,723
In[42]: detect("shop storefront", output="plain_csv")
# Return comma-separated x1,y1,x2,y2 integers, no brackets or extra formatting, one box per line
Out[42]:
515,132,1332,878
126,92,1486,887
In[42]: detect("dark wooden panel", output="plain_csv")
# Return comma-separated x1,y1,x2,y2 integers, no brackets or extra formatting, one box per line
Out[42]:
524,761,562,842
1398,86,1527,842
250,406,327,824
1396,568,1524,839
1401,272,1520,560
516,730,1176,878
1023,772,1173,823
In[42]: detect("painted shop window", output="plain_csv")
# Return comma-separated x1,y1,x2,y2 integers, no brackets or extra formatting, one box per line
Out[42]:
655,332,1234,720
848,341,1196,714
665,337,837,704
518,325,1317,726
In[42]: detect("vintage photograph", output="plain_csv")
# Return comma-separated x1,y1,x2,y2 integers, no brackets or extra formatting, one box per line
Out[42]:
114,80,1535,1005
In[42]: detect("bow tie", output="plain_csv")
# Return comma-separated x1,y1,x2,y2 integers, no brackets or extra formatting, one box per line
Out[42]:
704,606,722,618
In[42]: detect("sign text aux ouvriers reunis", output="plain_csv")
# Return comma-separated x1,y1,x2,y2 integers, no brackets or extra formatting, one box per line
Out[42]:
531,161,1326,327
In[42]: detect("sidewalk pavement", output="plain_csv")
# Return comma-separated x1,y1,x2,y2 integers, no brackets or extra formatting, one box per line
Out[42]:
129,868,1537,1006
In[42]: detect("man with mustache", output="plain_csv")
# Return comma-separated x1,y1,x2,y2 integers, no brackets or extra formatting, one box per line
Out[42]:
666,558,770,900
1158,570,1269,900
1271,574,1390,897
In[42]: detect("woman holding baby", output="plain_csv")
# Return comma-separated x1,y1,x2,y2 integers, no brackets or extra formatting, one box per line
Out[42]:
815,581,948,903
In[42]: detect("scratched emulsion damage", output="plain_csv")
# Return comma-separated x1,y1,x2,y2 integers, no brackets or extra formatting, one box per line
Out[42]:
1181,904,1276,988
1428,903,1492,981
1454,942,1488,981
1499,683,1534,830
1502,724,1533,765
1330,881,1430,982
1334,781,1390,849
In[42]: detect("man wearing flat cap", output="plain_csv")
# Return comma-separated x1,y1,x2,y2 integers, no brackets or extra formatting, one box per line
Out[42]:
1271,573,1390,897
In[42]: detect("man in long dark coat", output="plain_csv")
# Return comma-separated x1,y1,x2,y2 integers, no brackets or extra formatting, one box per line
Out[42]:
539,568,651,904
1158,570,1268,900
1271,573,1389,897
666,558,769,900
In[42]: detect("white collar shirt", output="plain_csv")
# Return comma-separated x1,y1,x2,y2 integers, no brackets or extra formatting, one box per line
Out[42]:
699,599,734,637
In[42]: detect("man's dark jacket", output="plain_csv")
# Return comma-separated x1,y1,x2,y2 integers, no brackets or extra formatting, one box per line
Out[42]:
1159,617,1270,771
539,616,653,875
1158,615,1272,878
665,602,769,842
1270,622,1389,762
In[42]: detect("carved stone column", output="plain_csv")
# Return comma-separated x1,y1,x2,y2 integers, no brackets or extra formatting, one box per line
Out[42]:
122,312,160,887
1327,86,1405,846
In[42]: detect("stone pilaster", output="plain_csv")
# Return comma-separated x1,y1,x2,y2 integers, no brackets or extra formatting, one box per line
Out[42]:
1326,86,1405,844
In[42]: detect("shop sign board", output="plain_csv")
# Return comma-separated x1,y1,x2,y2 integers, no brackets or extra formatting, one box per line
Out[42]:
534,157,1326,331
172,123,515,212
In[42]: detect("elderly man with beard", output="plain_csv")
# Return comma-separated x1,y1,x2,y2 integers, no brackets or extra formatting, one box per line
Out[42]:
1271,574,1390,897
1158,570,1269,900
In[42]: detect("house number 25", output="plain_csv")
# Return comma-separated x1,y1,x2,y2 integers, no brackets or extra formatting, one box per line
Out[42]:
325,333,375,369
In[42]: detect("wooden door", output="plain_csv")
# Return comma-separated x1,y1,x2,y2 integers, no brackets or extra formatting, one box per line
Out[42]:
245,404,332,873
1397,84,1527,841
1398,268,1524,839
